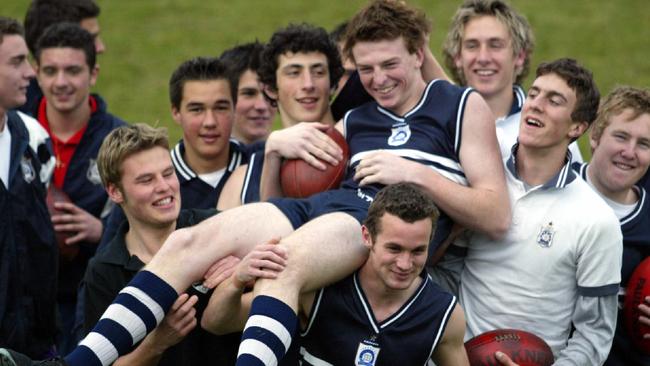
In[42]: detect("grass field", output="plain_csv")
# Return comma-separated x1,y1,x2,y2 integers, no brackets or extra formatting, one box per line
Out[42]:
3,0,649,157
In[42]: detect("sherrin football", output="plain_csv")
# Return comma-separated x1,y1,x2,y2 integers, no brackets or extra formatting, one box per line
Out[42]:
280,126,349,198
46,185,79,261
624,256,650,354
465,329,554,366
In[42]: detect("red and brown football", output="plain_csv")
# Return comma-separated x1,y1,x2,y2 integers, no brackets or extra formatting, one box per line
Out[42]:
46,185,79,261
465,329,554,366
280,126,349,198
624,256,650,354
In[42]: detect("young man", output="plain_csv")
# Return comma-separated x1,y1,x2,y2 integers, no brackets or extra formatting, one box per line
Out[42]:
217,24,344,209
572,86,650,366
20,0,105,115
219,42,276,146
203,183,469,365
0,17,58,359
30,22,127,352
82,123,240,366
442,0,582,161
100,56,248,245
0,2,509,366
459,59,621,365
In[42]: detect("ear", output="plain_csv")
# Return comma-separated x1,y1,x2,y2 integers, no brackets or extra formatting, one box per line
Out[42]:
106,183,125,205
589,130,600,152
89,65,99,87
513,50,526,76
171,105,182,125
264,84,278,101
414,47,425,69
361,225,373,250
568,120,589,140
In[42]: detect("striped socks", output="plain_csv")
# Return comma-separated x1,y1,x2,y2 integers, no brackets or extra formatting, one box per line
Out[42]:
236,295,297,366
65,271,177,366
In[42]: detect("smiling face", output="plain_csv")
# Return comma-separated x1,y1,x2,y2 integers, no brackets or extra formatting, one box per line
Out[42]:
362,212,430,291
108,146,180,229
589,109,650,202
0,34,35,116
455,15,524,103
353,37,425,116
37,47,97,115
270,51,333,126
518,73,586,152
233,69,275,144
172,79,233,173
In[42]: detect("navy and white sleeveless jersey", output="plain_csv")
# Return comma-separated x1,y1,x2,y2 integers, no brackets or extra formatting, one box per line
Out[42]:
299,271,456,366
342,79,473,247
240,151,264,204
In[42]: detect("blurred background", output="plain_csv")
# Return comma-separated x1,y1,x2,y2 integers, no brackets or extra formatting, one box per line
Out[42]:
4,0,649,156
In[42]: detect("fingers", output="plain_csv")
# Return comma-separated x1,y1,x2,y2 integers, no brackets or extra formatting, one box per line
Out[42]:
495,351,518,366
203,256,241,288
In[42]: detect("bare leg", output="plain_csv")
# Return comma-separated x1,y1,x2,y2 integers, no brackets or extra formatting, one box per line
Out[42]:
237,212,368,366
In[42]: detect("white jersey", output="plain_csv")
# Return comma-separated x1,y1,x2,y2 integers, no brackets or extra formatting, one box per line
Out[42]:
460,150,622,357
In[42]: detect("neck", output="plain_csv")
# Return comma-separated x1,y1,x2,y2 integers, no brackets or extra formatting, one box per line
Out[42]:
515,144,567,186
586,165,638,204
393,78,427,116
46,99,91,141
358,263,421,322
124,219,176,264
280,108,336,129
183,142,229,174
485,88,514,119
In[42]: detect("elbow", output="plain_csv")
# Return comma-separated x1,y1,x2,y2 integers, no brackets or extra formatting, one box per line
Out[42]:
200,313,222,335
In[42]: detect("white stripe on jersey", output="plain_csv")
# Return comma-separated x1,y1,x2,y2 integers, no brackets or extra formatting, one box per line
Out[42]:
299,347,335,366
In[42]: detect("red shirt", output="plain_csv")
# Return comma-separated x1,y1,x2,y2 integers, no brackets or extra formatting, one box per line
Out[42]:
37,97,98,189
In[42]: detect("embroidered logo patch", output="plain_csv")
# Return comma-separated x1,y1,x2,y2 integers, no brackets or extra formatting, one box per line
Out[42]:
388,123,410,146
87,159,102,185
536,222,555,248
355,339,380,366
20,156,36,184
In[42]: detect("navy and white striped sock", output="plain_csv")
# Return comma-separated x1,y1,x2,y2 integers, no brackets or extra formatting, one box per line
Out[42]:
236,295,297,366
64,271,177,366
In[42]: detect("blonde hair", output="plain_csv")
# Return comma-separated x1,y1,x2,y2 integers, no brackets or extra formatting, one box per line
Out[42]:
443,0,534,86
590,86,650,143
97,123,169,189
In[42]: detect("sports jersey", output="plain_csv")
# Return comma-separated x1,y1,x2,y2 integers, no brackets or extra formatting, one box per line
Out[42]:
299,271,456,366
0,111,58,357
171,139,248,208
240,151,264,204
461,148,622,360
573,162,650,366
83,209,240,365
272,79,472,247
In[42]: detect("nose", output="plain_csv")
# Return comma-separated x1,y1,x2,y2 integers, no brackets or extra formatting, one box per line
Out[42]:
301,71,315,91
373,68,387,86
253,93,269,112
23,60,35,79
477,44,490,64
53,70,68,87
95,36,106,54
395,253,413,271
620,141,636,159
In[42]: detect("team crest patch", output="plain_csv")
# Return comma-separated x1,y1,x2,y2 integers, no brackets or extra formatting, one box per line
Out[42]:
388,123,411,146
87,159,102,185
20,156,36,184
355,339,380,366
536,222,555,248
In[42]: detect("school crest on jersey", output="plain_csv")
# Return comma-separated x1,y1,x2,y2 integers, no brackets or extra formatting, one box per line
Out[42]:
87,159,102,185
355,339,380,366
388,123,411,146
21,156,36,184
536,222,555,248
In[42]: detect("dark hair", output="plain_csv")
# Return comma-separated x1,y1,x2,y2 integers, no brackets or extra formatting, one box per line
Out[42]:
536,58,600,125
0,17,24,44
169,56,235,109
219,41,265,95
364,183,439,241
35,22,96,69
329,21,349,45
344,0,430,61
258,23,344,103
24,0,100,55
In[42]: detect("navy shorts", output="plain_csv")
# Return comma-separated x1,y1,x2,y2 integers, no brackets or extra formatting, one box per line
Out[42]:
268,188,371,229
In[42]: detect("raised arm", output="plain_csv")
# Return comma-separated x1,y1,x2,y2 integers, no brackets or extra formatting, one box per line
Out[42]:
201,242,288,335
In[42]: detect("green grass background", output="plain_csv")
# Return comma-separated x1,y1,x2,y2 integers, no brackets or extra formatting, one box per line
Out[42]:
4,0,649,158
